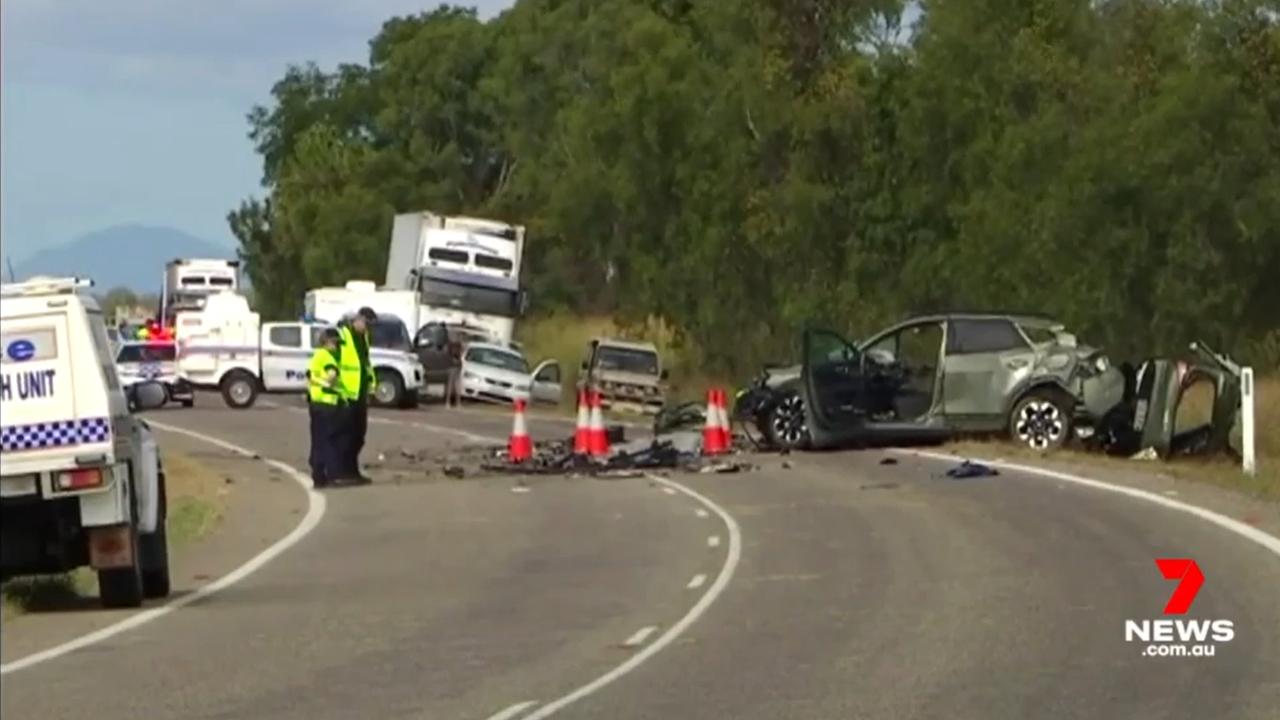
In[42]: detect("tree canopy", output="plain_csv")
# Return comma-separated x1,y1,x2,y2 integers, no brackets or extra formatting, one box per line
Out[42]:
231,0,1280,372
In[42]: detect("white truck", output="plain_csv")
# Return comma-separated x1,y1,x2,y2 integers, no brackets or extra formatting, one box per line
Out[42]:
160,257,241,323
1,276,172,608
384,211,529,343
175,291,425,409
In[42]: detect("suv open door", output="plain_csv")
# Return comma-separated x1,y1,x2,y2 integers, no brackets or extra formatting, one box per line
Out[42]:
800,329,869,449
530,359,562,405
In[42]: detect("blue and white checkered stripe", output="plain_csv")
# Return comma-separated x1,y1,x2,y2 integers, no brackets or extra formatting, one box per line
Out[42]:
0,417,111,453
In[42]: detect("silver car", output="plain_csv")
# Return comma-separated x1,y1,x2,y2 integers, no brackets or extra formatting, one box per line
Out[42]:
735,313,1125,451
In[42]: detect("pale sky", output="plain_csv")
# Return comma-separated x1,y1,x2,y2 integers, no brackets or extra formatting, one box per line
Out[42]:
0,0,514,264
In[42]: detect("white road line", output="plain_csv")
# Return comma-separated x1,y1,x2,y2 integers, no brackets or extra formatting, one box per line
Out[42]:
663,487,677,495
0,420,326,676
623,626,659,647
707,535,721,548
300,407,743,720
486,700,540,720
901,448,1280,559
263,400,496,444
520,473,741,720
687,574,707,589
695,508,709,519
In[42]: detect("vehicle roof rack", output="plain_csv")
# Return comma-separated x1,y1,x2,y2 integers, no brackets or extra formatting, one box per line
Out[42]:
0,276,94,298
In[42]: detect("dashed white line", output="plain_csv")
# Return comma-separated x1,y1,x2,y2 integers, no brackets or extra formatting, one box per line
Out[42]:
0,420,327,676
707,535,721,548
486,701,540,720
623,625,659,648
662,487,677,495
517,474,742,720
695,508,709,519
687,574,707,589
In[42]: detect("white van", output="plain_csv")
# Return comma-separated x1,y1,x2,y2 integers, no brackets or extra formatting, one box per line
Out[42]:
0,277,172,608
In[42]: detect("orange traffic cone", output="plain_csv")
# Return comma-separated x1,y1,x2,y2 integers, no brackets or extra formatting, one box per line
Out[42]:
715,388,733,449
703,388,727,455
588,389,610,458
509,397,533,463
573,388,591,455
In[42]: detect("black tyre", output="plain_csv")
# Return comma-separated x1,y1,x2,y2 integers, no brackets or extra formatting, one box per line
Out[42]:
140,472,171,599
220,371,259,409
98,524,144,609
1009,389,1074,451
372,369,405,408
763,388,811,451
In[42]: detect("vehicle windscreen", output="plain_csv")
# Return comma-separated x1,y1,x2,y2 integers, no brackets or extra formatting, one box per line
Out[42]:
596,347,659,375
419,277,518,318
466,347,529,374
116,344,176,363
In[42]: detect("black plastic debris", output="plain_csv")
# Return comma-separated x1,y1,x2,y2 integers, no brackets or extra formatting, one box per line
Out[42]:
879,457,899,465
443,465,466,479
860,482,900,490
944,460,998,479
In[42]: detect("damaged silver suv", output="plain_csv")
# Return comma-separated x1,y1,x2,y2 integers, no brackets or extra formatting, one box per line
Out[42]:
735,313,1125,451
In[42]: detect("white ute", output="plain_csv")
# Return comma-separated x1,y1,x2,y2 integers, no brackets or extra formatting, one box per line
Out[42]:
176,291,424,409
0,277,172,608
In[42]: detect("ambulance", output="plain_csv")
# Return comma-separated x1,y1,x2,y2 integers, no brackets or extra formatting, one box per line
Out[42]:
175,291,424,409
0,276,172,608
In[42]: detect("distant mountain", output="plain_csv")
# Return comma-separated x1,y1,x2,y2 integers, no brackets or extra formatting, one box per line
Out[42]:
12,224,237,292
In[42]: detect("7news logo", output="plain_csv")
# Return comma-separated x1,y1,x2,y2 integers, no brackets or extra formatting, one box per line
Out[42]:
1124,558,1234,658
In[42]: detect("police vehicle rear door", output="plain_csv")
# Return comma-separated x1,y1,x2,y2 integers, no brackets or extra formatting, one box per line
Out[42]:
260,323,310,392
2,307,107,474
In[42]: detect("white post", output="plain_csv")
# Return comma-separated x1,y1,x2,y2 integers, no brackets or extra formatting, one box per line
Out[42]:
1241,367,1256,477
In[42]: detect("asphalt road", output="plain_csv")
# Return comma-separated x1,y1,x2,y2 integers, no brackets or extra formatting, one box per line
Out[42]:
3,394,1278,720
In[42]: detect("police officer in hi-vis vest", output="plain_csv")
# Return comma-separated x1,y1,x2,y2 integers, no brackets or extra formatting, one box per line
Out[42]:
307,328,346,488
336,307,377,484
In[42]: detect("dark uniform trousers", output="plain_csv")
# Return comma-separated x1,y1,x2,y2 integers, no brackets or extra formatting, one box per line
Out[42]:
309,400,344,484
344,398,369,476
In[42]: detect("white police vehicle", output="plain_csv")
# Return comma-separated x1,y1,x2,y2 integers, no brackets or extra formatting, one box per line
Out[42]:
0,276,172,608
175,292,425,409
115,340,195,408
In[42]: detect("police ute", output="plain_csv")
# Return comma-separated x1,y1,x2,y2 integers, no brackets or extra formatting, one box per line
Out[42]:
0,276,172,608
175,291,424,409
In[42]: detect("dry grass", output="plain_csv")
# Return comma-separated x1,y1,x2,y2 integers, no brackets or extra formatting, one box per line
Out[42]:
517,313,725,410
2,451,227,618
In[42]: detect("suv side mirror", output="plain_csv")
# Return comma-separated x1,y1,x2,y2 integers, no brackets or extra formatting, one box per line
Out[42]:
580,360,588,372
660,369,669,381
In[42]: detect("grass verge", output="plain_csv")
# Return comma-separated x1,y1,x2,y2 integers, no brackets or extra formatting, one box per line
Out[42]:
2,451,228,619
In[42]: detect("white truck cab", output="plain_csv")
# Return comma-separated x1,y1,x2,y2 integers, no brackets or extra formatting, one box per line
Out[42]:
176,292,424,409
0,276,172,608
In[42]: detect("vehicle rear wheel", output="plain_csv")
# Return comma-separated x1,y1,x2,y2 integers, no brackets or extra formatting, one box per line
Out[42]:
140,472,171,599
220,371,259,409
764,389,811,451
1009,389,1073,451
373,369,404,408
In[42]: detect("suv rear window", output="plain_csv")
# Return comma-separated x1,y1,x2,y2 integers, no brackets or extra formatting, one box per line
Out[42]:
948,319,1028,355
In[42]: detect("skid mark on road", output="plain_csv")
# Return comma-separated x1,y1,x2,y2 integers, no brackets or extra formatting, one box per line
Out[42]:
0,421,326,676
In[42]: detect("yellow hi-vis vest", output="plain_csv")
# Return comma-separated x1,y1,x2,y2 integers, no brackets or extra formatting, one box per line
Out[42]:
308,348,343,405
337,325,375,402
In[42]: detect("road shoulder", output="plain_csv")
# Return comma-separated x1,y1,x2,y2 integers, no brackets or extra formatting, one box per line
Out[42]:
1,428,308,663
